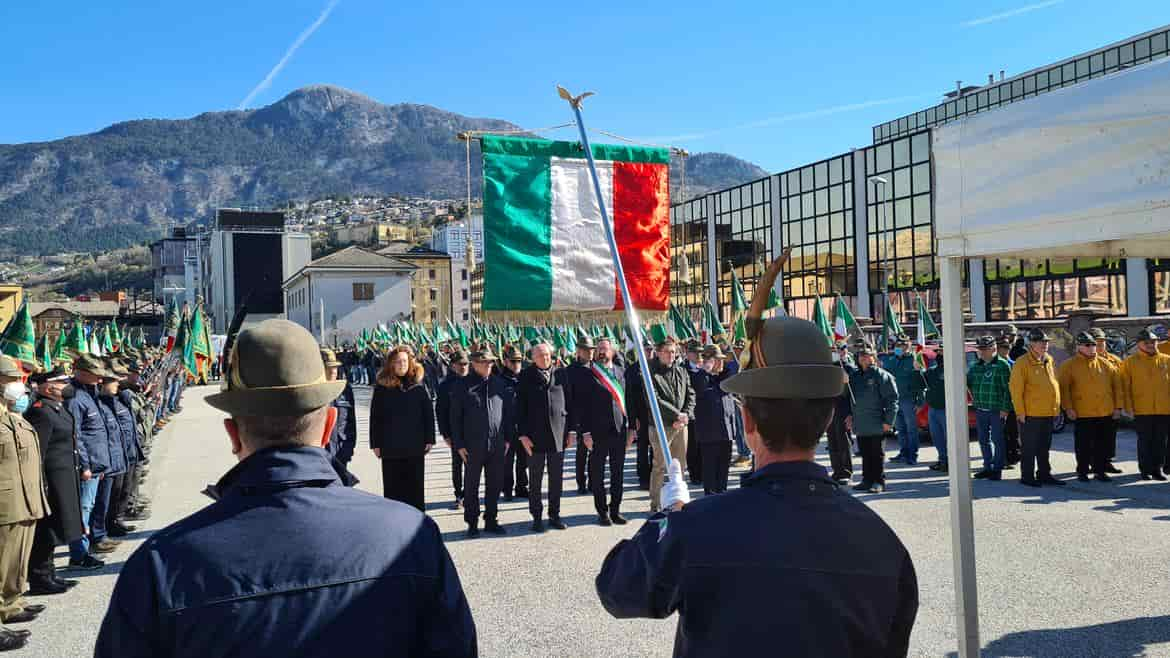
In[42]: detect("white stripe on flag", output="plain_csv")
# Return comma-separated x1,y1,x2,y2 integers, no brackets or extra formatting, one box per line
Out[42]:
549,156,616,310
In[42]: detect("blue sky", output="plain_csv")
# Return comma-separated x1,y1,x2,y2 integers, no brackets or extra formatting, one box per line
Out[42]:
1,1,1165,172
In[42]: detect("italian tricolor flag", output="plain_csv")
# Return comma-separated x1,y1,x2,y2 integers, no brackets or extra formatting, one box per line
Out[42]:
481,135,670,311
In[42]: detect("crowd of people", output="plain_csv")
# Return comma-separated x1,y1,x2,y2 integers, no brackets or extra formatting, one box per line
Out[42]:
0,347,186,652
838,323,1170,492
337,332,752,536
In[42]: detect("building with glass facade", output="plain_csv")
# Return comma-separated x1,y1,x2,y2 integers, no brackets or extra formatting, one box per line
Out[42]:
672,24,1170,325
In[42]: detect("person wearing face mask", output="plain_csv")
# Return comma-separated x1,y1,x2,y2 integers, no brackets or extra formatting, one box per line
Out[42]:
22,366,83,596
0,355,49,633
880,335,926,466
369,346,434,512
95,320,476,658
1120,327,1170,480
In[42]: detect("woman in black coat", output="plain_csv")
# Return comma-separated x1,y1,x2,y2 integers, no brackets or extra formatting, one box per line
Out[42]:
370,347,435,511
24,369,84,591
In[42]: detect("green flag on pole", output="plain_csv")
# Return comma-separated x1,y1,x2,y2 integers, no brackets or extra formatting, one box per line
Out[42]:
703,301,726,341
66,318,88,355
0,302,36,366
916,295,940,339
730,272,748,314
38,334,51,372
733,315,747,344
833,295,860,342
811,294,833,345
882,297,903,350
766,288,781,311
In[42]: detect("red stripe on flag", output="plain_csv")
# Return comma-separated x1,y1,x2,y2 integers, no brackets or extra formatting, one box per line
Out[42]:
612,161,670,311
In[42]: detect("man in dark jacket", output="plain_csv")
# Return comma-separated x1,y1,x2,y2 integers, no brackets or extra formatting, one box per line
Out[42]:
95,319,476,658
682,340,705,484
599,316,917,650
580,338,633,526
881,334,926,465
849,344,900,492
320,349,357,467
596,317,917,658
694,345,737,495
65,355,123,567
23,367,82,594
516,342,574,532
638,337,696,513
827,342,855,484
436,351,470,510
106,361,143,539
498,347,529,501
565,337,595,494
451,349,515,537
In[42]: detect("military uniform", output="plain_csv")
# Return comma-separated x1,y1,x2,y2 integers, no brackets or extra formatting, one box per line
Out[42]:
1058,333,1122,481
1120,331,1170,479
596,317,918,657
0,393,49,622
1009,330,1065,486
23,385,83,591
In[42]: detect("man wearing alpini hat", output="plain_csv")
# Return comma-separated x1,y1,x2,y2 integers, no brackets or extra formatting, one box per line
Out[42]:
596,316,917,657
95,319,476,657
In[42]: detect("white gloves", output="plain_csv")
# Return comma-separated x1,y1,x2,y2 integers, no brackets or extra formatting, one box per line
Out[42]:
660,459,691,511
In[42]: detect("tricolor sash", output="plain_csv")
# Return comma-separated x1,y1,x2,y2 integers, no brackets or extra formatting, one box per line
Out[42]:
590,361,625,417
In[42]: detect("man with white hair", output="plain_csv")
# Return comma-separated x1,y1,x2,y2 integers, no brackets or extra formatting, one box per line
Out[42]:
516,342,575,532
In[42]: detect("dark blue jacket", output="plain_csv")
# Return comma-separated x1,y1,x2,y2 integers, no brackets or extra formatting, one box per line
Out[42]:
95,447,476,658
451,374,514,457
96,394,129,475
66,381,112,474
436,374,467,440
114,391,145,465
327,381,357,464
693,367,736,445
596,461,918,657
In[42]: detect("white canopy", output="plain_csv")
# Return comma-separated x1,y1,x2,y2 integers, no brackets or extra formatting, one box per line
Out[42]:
934,55,1170,259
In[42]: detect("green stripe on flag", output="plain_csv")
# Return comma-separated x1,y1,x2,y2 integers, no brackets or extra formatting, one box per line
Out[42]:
483,147,553,310
480,134,669,164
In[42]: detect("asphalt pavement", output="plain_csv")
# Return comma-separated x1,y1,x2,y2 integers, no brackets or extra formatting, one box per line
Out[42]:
17,384,1170,657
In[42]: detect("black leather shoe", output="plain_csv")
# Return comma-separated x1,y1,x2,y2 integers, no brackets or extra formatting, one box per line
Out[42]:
1106,464,1122,474
597,514,612,527
852,481,874,491
530,519,545,533
548,517,567,530
66,555,104,570
2,628,29,639
1153,473,1168,481
21,605,44,615
484,522,507,535
54,578,79,589
1077,473,1091,482
987,471,1002,481
973,470,992,479
3,609,38,624
502,493,514,502
610,512,628,525
1020,479,1041,488
576,487,590,495
0,629,28,652
514,489,529,499
1039,477,1066,486
28,580,69,595
1141,473,1153,480
465,525,480,538
1095,473,1113,482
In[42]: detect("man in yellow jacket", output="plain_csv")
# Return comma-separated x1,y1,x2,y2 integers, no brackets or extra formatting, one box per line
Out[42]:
1009,329,1067,488
1058,332,1123,482
1121,327,1170,480
1090,328,1125,474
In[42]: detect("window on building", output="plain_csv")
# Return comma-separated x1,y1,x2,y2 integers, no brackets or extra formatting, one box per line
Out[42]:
1151,259,1170,315
429,269,436,280
669,197,709,326
461,289,468,301
462,311,469,321
430,309,437,321
461,268,468,281
778,154,856,321
985,258,1125,320
713,177,774,324
865,133,934,312
429,289,437,301
352,283,374,301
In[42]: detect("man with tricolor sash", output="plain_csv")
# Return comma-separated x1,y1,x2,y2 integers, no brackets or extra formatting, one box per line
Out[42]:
579,338,634,526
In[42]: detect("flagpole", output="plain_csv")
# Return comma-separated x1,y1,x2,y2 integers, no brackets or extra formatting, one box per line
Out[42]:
558,86,675,473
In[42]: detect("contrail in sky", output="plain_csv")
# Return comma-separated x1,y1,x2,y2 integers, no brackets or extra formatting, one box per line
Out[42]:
643,93,936,144
238,0,339,110
960,0,1064,28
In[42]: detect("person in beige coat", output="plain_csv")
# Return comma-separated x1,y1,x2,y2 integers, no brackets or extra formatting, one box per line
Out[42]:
0,355,49,635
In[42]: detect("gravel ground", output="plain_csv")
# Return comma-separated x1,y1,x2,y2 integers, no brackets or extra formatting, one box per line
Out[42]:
19,384,1170,657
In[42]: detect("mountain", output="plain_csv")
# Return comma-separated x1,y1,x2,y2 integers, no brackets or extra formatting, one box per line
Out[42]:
0,85,767,256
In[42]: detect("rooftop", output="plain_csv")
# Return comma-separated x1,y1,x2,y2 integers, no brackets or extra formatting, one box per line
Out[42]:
29,300,120,317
